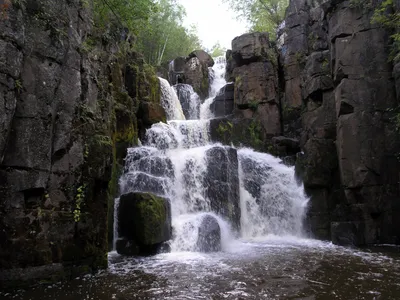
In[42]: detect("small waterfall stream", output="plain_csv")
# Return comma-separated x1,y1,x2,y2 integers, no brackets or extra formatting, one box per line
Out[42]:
116,57,309,252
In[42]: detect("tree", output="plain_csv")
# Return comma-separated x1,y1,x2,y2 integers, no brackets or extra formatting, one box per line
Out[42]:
136,0,202,65
223,0,289,39
93,0,156,34
209,42,226,58
91,0,202,66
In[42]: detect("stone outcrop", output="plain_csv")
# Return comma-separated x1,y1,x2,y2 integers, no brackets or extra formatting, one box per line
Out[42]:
169,50,214,100
225,32,282,150
281,0,400,245
210,83,234,117
117,192,172,255
205,146,240,231
0,0,164,287
196,214,221,252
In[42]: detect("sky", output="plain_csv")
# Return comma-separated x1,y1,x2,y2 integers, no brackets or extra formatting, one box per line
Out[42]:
177,0,248,50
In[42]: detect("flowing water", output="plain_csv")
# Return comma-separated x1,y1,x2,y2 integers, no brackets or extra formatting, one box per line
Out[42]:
3,58,400,299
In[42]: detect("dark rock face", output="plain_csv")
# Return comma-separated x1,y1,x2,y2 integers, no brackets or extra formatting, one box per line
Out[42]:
229,32,281,144
117,192,172,255
232,32,271,65
282,0,400,245
205,146,240,231
210,83,234,117
0,0,163,287
196,215,221,252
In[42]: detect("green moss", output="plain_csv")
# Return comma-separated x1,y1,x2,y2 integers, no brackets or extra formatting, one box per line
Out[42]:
134,193,167,245
248,120,263,149
248,100,260,112
216,121,233,144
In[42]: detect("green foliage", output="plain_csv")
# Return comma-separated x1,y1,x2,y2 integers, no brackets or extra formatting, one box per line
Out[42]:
208,42,226,58
14,79,22,93
135,0,202,65
294,51,306,66
74,184,87,222
371,0,400,62
223,0,289,39
92,0,155,34
248,120,262,147
248,100,259,111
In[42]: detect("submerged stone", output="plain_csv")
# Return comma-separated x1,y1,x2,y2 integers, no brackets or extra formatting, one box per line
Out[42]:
205,146,240,232
196,215,221,252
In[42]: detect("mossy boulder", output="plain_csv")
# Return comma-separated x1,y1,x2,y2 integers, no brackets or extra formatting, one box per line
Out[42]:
117,192,171,255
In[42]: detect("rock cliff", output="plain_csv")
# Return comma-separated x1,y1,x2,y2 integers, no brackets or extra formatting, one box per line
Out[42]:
281,0,400,244
0,0,164,287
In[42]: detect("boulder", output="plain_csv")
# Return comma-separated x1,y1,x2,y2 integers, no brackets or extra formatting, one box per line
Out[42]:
205,146,240,231
188,50,214,67
138,102,166,126
210,83,234,117
136,156,174,178
232,32,271,66
169,56,186,85
184,56,210,100
196,215,221,252
120,172,169,197
117,192,172,255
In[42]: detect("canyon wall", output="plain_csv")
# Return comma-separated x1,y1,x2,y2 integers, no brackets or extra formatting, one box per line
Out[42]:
0,0,164,287
281,0,400,244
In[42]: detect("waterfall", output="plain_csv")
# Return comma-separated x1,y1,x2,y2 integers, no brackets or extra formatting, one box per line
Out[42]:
173,84,201,120
200,56,227,119
116,56,308,253
159,77,185,120
238,148,308,238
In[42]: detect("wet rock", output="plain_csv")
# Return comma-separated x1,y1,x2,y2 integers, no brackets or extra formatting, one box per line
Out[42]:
331,222,365,246
184,56,210,100
138,102,166,126
196,215,221,252
117,192,172,255
136,156,174,178
271,136,300,156
121,173,169,196
174,83,200,119
168,50,213,100
205,146,240,231
210,83,234,117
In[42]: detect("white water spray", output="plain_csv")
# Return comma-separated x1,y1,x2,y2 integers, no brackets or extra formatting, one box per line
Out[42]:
159,77,185,120
200,56,227,120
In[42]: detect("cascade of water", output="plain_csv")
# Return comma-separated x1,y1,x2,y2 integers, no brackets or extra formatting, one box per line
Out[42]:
238,148,308,238
159,77,186,120
200,56,227,120
116,55,308,254
173,84,201,120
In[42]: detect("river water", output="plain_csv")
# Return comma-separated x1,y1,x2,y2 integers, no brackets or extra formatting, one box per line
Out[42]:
2,240,400,299
2,58,400,300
